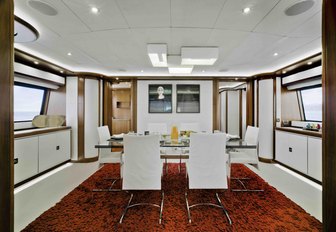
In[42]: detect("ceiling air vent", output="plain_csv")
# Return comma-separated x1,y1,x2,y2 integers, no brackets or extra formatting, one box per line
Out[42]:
285,0,314,16
28,0,58,16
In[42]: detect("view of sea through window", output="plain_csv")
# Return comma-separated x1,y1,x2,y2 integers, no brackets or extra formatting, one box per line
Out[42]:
14,85,45,122
301,87,322,122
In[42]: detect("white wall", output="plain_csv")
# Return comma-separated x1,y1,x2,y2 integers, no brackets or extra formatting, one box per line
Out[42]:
227,91,240,135
84,79,99,158
258,79,274,159
66,77,78,160
137,80,213,133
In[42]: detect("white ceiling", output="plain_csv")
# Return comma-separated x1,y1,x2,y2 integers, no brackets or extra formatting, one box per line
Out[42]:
14,0,322,77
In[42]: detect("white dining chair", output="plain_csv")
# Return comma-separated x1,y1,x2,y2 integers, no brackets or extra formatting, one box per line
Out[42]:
228,126,263,192
119,134,164,224
93,126,123,192
185,133,232,225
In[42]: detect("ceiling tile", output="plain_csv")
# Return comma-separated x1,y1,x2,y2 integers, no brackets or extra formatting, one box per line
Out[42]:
15,0,90,35
171,0,226,28
215,0,280,31
169,28,213,54
62,0,129,31
288,11,321,38
254,0,321,36
116,0,170,28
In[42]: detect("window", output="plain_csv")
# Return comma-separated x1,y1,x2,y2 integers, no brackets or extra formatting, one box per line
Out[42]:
300,87,322,122
14,83,46,122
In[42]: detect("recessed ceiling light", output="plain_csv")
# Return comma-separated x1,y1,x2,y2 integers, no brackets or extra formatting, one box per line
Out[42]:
60,70,64,73
34,61,39,64
282,70,287,74
307,61,313,65
141,70,144,73
202,70,205,73
235,78,238,80
273,52,278,56
91,7,99,14
67,52,72,56
116,77,119,80
242,7,251,14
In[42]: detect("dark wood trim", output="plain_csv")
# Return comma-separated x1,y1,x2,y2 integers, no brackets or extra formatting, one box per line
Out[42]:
0,0,14,230
273,78,276,160
246,80,254,126
212,79,220,131
14,16,39,41
98,80,101,126
15,49,74,77
77,77,85,160
42,89,51,114
239,89,242,138
103,81,113,133
14,160,70,188
131,79,137,132
258,157,273,163
322,0,336,229
275,127,322,138
256,80,259,127
225,91,228,133
274,160,322,185
71,157,98,163
14,127,71,138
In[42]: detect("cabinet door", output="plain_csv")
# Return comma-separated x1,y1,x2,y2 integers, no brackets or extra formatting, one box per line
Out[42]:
287,133,308,174
275,131,290,164
308,137,322,181
39,130,71,172
14,137,39,184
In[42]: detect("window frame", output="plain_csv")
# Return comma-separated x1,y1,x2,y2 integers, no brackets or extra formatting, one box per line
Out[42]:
299,84,322,122
14,82,48,123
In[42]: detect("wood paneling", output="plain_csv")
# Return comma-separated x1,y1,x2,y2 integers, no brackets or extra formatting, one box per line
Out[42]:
112,89,131,119
213,79,220,131
239,90,242,138
0,0,14,231
131,79,137,132
77,77,85,160
246,81,254,126
112,119,131,134
14,127,71,138
322,0,336,230
103,81,113,133
281,87,302,122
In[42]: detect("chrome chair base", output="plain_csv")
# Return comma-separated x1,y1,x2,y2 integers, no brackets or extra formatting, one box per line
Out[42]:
92,178,122,192
119,191,164,224
185,192,232,225
230,177,264,192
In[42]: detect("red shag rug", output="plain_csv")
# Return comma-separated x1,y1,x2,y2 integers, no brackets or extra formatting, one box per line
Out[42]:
23,164,322,232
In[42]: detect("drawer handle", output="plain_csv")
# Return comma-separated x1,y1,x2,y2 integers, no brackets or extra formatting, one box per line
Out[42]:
14,158,18,164
289,147,292,152
56,146,60,150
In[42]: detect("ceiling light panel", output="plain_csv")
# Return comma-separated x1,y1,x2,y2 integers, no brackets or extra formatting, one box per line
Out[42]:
168,55,193,74
181,47,218,65
147,44,168,67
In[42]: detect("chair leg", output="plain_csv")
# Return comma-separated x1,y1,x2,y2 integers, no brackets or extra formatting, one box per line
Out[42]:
231,177,264,192
185,191,232,225
119,191,164,224
92,178,122,192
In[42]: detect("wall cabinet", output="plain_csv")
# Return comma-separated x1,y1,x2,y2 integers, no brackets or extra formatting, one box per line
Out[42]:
14,129,71,184
14,137,39,184
275,130,322,181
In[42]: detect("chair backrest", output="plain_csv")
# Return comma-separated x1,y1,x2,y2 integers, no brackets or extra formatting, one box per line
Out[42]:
180,123,200,132
244,126,259,145
122,134,161,190
188,133,228,189
97,126,111,144
147,123,168,134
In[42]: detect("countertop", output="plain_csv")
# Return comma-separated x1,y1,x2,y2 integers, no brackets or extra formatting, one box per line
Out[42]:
276,127,322,138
